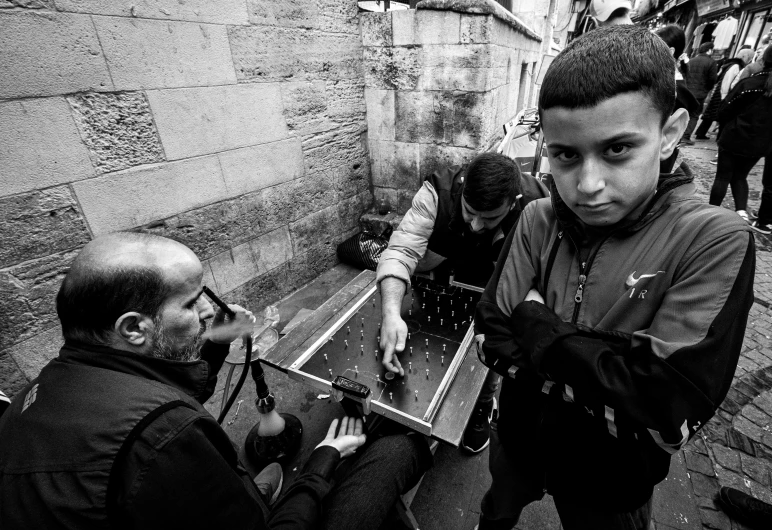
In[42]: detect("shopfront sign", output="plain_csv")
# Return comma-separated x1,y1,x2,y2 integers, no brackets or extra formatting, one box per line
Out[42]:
696,0,733,16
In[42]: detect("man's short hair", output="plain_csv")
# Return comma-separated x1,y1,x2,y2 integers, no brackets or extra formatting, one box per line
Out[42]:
656,25,686,58
698,42,714,54
539,25,676,126
462,152,521,212
56,234,172,344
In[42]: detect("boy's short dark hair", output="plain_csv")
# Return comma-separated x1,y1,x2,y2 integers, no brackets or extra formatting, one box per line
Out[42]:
698,42,714,54
655,25,686,58
539,25,676,126
463,152,521,212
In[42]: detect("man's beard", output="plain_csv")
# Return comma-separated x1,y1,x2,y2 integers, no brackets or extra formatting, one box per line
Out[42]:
151,317,206,362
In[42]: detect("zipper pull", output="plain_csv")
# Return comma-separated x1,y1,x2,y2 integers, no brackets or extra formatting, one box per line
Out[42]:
575,275,586,303
574,262,587,303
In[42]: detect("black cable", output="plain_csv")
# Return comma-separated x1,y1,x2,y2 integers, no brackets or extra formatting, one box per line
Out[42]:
201,286,255,425
217,336,251,425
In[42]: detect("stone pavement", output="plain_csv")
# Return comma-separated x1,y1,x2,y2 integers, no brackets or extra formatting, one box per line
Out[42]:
674,140,772,530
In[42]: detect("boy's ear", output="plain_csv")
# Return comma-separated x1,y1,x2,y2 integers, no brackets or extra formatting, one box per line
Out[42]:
660,108,689,160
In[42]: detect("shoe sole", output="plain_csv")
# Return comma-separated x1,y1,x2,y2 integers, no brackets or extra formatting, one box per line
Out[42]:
752,226,772,235
460,397,497,454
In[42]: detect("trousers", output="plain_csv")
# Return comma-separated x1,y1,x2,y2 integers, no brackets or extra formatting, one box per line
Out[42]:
709,148,762,211
756,155,772,225
322,433,432,530
479,431,653,530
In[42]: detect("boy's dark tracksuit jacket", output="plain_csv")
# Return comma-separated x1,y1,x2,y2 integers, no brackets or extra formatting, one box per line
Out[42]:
475,169,755,511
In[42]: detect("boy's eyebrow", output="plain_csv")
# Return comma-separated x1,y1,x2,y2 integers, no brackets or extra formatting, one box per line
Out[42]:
547,132,644,150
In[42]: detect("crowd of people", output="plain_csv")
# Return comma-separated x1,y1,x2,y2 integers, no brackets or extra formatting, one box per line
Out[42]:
1,4,771,530
673,26,772,235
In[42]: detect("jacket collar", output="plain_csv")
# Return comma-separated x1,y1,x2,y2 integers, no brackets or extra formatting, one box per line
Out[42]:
57,340,213,401
550,167,694,241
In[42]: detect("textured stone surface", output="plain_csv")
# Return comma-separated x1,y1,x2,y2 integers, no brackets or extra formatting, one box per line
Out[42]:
67,92,165,173
55,0,250,24
375,141,420,190
394,90,493,148
391,9,415,46
281,79,366,136
711,443,742,473
6,325,62,380
418,143,476,181
301,124,368,180
740,453,771,486
0,0,53,8
414,9,460,45
0,249,78,351
373,187,416,215
334,154,371,201
208,227,293,294
93,16,237,90
0,187,91,269
0,350,28,398
684,450,714,477
361,11,392,47
364,89,396,141
363,46,420,90
136,174,336,261
218,139,304,196
417,0,542,42
72,155,228,234
0,98,95,198
338,191,372,232
147,84,288,160
0,11,112,99
229,25,362,83
289,242,341,289
247,0,359,34
690,471,719,498
289,205,340,256
460,13,492,43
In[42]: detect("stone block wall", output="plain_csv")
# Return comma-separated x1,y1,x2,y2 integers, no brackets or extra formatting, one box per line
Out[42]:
361,0,542,213
0,0,372,397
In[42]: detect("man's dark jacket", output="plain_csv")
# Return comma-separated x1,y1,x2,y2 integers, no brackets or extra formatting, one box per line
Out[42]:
0,341,341,530
686,53,718,100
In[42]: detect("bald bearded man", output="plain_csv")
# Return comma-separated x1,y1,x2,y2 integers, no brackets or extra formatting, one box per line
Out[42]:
0,233,431,530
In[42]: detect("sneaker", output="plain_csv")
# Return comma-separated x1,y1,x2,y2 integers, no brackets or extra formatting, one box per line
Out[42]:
254,462,283,506
751,221,772,235
679,138,695,146
717,487,772,528
749,209,759,221
737,210,750,222
461,397,497,454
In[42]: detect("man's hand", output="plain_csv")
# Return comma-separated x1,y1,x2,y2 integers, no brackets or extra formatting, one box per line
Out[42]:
380,312,406,376
315,417,366,458
206,304,256,345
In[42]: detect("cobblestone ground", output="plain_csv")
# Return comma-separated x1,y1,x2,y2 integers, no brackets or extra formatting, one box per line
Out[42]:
677,141,772,530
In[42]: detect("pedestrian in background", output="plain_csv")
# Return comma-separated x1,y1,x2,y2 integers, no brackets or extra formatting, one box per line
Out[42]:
709,45,772,230
682,42,718,145
694,48,754,140
655,25,700,174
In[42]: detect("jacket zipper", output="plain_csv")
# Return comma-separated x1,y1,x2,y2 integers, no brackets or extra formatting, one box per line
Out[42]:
572,263,587,323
